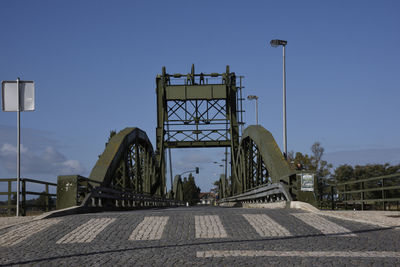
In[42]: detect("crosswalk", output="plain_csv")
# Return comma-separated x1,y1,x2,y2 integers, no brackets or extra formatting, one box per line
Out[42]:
56,218,116,244
0,213,358,247
195,215,227,238
0,219,61,246
242,214,292,237
292,213,356,237
129,216,169,240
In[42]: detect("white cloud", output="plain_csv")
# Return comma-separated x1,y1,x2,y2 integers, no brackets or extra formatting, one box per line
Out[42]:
0,143,28,154
61,160,85,174
0,143,86,176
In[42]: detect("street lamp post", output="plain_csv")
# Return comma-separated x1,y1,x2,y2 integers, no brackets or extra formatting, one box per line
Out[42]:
247,95,259,125
270,39,288,159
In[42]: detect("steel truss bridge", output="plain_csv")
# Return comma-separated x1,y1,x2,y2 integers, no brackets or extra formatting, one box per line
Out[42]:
56,65,316,211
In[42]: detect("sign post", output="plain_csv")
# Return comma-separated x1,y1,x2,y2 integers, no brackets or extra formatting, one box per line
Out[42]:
2,79,35,216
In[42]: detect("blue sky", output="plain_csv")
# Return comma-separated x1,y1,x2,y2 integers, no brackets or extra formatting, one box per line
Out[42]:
0,0,399,192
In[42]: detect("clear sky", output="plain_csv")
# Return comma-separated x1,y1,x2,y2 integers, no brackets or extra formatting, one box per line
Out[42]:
1,0,399,192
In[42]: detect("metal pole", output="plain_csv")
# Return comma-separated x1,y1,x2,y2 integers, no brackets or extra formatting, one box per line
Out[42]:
282,45,287,159
16,77,20,217
168,147,173,193
166,122,173,194
255,98,258,125
224,147,228,180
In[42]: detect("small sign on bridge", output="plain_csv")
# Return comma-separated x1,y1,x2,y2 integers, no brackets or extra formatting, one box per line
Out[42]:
301,173,315,192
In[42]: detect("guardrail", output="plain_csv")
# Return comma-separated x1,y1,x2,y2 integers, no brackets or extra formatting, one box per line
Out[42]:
220,183,292,203
333,173,400,210
0,178,57,216
57,175,184,210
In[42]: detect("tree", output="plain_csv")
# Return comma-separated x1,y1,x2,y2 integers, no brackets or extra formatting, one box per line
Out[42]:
333,163,400,201
332,164,354,184
212,180,219,195
334,163,400,183
288,142,333,203
182,173,200,205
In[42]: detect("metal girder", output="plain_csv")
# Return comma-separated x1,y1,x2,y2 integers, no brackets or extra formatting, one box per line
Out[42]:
156,65,242,195
172,175,184,201
223,183,292,202
219,174,229,199
240,125,294,182
89,127,162,196
165,140,231,148
56,128,168,210
231,125,297,200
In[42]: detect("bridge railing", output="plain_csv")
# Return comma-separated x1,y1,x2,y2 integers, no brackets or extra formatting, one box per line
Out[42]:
332,173,400,210
0,178,57,216
57,175,184,210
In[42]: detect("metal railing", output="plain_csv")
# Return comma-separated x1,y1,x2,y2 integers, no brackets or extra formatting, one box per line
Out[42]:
0,178,57,216
333,173,400,210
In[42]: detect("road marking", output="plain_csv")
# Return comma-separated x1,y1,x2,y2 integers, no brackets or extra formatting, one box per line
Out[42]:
56,218,115,244
292,213,356,236
243,214,292,237
195,215,227,238
129,216,169,240
196,250,400,258
0,219,61,246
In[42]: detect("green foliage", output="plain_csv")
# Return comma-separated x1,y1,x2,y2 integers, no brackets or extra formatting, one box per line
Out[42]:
288,143,400,209
288,142,333,202
182,173,201,205
212,180,220,195
333,163,400,182
333,163,400,201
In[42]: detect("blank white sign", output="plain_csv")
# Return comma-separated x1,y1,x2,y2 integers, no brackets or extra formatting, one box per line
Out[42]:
1,81,35,111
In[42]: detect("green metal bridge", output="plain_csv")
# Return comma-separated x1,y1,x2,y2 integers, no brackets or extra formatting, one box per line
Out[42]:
56,65,316,211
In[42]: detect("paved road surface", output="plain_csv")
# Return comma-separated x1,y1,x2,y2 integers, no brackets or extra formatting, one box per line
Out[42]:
1,206,400,266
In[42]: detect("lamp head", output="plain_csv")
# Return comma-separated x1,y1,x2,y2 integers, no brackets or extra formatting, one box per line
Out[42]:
270,39,287,47
247,95,258,100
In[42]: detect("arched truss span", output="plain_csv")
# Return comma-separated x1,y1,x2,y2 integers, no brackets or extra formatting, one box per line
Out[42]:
232,125,297,198
173,175,184,201
218,174,229,200
89,127,162,196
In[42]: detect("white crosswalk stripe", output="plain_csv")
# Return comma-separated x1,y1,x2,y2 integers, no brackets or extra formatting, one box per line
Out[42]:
56,218,116,244
195,215,227,238
0,219,61,246
243,214,292,237
0,212,360,246
196,250,400,258
129,216,169,240
292,213,356,236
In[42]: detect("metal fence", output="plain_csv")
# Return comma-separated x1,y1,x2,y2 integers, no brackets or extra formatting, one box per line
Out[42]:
333,173,400,210
0,178,57,216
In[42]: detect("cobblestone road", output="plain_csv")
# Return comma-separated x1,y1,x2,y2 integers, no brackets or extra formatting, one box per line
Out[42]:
1,206,400,266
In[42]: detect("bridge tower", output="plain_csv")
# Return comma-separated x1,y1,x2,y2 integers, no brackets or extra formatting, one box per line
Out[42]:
155,65,244,194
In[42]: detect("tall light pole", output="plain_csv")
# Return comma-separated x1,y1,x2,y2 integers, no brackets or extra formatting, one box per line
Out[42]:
247,95,259,125
270,39,288,159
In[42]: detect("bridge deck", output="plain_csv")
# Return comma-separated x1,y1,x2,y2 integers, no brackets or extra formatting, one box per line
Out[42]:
1,207,400,265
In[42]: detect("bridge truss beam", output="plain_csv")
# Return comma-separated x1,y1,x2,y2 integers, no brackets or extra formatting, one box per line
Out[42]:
156,65,244,195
